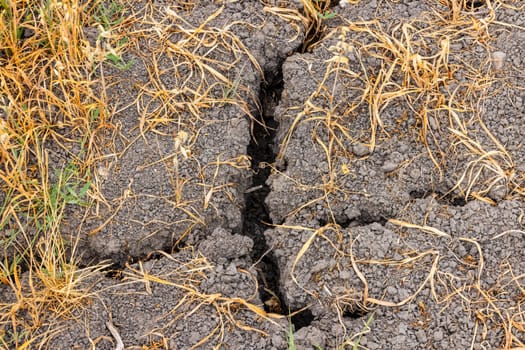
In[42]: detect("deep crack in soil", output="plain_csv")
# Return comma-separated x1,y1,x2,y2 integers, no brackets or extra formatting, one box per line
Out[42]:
242,66,317,329
241,3,340,328
242,69,287,315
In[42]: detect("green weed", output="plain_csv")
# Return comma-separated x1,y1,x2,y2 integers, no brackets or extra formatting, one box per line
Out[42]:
92,0,125,30
51,163,91,207
287,318,296,350
105,48,133,70
316,10,335,19
352,312,374,350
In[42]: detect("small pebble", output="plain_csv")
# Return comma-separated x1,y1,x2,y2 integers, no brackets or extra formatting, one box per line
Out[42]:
409,168,420,179
428,116,437,130
311,260,329,273
367,341,380,350
382,161,398,173
416,329,427,343
492,51,506,70
345,207,361,220
339,270,351,279
398,311,410,321
97,166,109,178
386,286,397,295
489,185,507,202
353,143,371,157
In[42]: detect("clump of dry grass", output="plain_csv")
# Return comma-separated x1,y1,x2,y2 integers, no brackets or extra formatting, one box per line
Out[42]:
299,0,333,50
0,161,110,347
0,0,123,347
0,0,111,258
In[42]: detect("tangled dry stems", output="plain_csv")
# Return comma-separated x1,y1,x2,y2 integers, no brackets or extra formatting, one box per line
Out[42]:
119,249,283,349
277,1,525,348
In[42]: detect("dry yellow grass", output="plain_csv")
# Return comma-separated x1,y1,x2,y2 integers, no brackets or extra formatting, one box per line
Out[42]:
0,0,123,347
121,249,284,349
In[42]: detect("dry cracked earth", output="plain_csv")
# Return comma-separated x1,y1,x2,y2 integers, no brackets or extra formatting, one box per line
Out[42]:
1,0,525,349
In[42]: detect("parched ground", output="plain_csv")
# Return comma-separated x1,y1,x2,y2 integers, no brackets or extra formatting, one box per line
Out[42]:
1,0,524,349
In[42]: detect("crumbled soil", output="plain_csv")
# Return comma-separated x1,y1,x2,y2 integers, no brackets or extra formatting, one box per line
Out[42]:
2,0,525,349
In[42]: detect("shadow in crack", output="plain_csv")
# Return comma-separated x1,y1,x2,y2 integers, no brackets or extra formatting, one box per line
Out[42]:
241,67,289,316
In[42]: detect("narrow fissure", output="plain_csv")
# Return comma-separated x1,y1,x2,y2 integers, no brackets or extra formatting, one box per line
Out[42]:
243,67,318,330
242,69,288,315
101,4,348,327
241,6,341,329
409,190,467,207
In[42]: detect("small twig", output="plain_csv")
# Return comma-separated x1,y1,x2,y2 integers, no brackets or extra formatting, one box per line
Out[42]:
244,185,263,194
250,245,274,270
105,320,124,350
